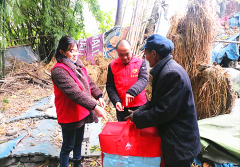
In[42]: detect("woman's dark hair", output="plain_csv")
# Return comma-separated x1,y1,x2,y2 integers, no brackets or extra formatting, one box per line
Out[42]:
55,36,77,61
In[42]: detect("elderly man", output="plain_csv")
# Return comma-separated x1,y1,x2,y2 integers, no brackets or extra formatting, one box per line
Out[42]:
106,40,149,121
125,34,201,167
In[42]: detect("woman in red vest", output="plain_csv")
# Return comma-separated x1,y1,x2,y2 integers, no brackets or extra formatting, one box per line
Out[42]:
51,36,107,167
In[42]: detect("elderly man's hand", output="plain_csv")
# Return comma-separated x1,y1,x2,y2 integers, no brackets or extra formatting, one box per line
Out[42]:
124,110,135,121
126,93,134,106
116,102,124,111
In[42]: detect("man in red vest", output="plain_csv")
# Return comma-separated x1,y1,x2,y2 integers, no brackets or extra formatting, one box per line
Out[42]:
106,40,149,121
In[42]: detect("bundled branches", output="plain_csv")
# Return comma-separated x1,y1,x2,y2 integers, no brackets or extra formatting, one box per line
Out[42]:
1,58,52,90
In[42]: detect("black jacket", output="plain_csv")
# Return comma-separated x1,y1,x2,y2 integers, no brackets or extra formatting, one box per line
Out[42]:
106,57,149,106
133,55,201,164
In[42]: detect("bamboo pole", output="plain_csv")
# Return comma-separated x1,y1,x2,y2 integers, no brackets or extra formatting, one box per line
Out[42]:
215,40,240,44
127,0,154,56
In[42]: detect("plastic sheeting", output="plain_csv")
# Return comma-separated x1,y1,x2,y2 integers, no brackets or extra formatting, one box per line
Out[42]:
154,1,170,37
0,118,103,159
212,33,239,64
103,153,161,167
231,99,240,115
11,119,60,158
229,12,240,27
0,133,27,159
103,26,121,45
7,46,40,64
223,68,240,95
198,113,240,165
216,15,230,27
194,158,240,167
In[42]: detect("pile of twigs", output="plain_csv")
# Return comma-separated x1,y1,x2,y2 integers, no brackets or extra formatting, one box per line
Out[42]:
166,0,236,119
0,57,53,118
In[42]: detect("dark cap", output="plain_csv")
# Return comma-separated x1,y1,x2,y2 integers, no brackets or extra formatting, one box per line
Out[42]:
142,34,174,55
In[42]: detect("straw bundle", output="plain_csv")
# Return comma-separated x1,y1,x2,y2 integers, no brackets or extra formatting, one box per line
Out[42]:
85,53,113,86
93,52,113,66
85,65,109,86
192,65,235,119
167,0,216,78
145,71,153,101
166,0,236,119
85,65,99,83
79,56,91,66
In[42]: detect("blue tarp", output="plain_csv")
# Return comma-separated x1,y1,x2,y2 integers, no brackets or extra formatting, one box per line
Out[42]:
10,119,60,158
212,33,239,64
0,119,103,159
194,158,240,167
0,133,27,159
105,42,115,58
103,153,161,167
105,31,120,58
229,12,240,27
7,46,39,64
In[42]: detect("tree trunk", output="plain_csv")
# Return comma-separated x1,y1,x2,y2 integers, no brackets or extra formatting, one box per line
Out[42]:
114,0,123,26
145,0,160,37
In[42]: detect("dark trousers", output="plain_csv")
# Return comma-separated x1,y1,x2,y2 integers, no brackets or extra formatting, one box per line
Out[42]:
165,159,194,167
116,106,139,121
60,125,85,167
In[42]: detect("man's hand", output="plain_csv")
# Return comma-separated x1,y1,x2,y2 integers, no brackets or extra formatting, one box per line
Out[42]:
124,110,134,121
94,105,107,122
126,93,134,106
116,102,124,111
97,97,105,108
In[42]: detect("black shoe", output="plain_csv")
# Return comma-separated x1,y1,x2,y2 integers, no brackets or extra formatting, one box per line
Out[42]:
73,160,82,167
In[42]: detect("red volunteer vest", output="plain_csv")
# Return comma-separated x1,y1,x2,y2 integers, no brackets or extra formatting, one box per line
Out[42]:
51,63,90,123
111,56,147,107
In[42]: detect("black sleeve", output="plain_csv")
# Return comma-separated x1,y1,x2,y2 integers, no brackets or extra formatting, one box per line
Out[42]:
133,72,185,129
106,64,121,106
126,59,149,96
138,101,152,110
